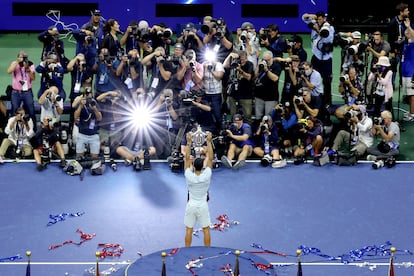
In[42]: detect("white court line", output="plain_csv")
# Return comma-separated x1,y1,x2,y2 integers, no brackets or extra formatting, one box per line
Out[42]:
0,261,413,267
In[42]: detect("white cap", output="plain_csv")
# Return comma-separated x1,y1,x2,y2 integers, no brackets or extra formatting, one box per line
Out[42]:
138,20,149,30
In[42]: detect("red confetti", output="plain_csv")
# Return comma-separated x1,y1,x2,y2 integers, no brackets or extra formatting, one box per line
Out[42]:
49,229,96,250
97,243,124,259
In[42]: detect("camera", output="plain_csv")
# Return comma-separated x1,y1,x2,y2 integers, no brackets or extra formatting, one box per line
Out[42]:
372,159,384,169
294,96,303,105
169,150,184,173
230,57,240,69
260,28,269,41
319,22,331,38
41,133,51,166
18,114,30,122
339,74,349,83
384,156,396,168
286,40,295,50
333,33,353,48
128,55,139,66
279,60,291,68
347,44,359,55
138,29,150,42
189,60,196,70
260,154,272,167
344,109,360,119
157,28,172,38
373,117,383,125
240,30,248,41
130,25,139,36
86,97,96,107
50,93,62,102
258,60,267,71
103,54,113,63
85,35,94,46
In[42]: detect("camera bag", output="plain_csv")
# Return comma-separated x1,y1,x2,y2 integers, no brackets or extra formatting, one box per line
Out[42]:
313,151,330,166
336,151,357,166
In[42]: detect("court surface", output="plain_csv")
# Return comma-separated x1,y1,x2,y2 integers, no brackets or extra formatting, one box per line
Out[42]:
0,160,413,275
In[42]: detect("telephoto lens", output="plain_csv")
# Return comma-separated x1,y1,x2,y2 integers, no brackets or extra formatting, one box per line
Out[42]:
372,160,384,169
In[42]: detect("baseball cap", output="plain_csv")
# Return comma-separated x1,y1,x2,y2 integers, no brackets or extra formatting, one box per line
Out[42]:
352,31,361,39
184,22,195,31
290,55,300,62
174,43,184,49
241,21,254,30
358,104,366,114
138,20,149,30
92,9,101,16
233,114,243,121
48,26,59,34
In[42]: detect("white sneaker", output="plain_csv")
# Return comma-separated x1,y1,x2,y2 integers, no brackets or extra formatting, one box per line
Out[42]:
272,159,287,168
366,154,377,161
220,155,233,168
0,156,4,164
403,113,414,122
232,160,246,170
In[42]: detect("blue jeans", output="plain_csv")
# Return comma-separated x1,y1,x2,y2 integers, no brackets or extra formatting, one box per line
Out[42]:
11,89,36,129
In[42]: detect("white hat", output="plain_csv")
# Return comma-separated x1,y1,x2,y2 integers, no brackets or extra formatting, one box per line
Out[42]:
376,56,391,67
138,20,149,30
351,31,361,39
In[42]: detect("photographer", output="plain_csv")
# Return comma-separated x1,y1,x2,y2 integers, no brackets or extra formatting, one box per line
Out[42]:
302,11,335,105
202,54,225,132
0,107,34,163
292,116,323,161
367,56,394,118
286,35,308,63
223,50,254,125
181,49,204,96
32,116,67,171
334,66,365,121
270,102,298,157
293,87,324,123
259,23,287,58
38,86,63,123
74,90,102,158
99,19,123,59
0,97,7,145
253,115,286,168
253,50,281,121
234,22,260,68
96,90,125,153
120,20,144,53
38,26,65,66
7,50,37,129
177,22,204,62
116,49,142,95
202,17,233,63
35,52,66,102
339,31,365,77
67,53,93,102
276,55,302,105
401,22,414,122
365,31,391,105
366,110,400,163
387,3,410,88
72,25,97,69
220,114,254,170
330,105,373,157
153,89,179,159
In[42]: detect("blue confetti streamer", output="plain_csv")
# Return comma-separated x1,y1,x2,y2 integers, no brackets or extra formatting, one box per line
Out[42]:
298,241,413,264
47,211,85,226
0,255,22,262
